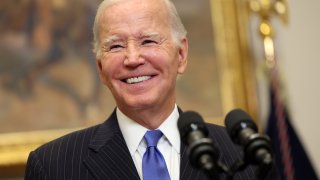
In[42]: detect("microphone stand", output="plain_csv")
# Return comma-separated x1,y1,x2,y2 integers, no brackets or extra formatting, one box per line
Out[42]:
188,137,230,180
199,154,220,179
199,155,230,180
225,152,273,180
254,148,273,180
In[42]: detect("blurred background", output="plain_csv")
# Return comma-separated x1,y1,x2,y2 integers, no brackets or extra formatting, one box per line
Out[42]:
0,0,221,133
253,0,320,177
0,0,319,179
0,0,105,132
0,0,222,178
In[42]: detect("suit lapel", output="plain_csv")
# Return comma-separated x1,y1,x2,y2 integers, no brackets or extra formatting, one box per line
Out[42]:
83,111,140,180
180,142,192,178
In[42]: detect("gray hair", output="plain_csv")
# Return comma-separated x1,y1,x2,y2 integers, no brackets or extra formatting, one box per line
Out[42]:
92,0,187,58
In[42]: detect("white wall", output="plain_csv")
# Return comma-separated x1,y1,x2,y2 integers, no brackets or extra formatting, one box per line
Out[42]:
276,0,320,176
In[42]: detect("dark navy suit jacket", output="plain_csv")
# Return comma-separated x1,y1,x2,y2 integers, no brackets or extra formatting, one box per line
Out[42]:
25,110,260,180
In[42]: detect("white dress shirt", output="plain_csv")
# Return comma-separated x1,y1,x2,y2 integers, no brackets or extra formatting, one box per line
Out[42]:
117,105,181,180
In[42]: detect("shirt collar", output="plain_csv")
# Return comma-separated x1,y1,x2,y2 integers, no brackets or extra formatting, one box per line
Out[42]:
117,105,181,155
157,105,180,153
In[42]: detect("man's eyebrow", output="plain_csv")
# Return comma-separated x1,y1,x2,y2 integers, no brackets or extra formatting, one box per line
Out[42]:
102,33,161,46
102,35,122,46
140,32,161,38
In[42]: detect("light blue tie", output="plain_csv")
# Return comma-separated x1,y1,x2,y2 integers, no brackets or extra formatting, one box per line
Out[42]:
142,130,171,180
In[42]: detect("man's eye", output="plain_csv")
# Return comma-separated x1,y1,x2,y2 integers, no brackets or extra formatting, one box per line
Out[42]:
109,44,124,50
142,39,157,45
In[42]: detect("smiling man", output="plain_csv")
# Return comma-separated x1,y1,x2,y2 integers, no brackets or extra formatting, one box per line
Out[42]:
94,0,188,130
25,0,260,179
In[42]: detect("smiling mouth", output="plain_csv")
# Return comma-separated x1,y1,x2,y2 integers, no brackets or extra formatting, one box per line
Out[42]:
124,75,152,84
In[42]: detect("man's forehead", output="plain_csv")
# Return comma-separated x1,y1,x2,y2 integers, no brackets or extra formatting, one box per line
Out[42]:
100,4,165,28
97,0,171,43
104,0,164,9
101,0,168,19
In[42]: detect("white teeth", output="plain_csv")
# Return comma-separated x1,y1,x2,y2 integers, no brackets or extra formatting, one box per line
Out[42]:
126,76,151,84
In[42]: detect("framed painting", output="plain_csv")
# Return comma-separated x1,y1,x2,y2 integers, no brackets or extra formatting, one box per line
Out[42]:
0,0,258,178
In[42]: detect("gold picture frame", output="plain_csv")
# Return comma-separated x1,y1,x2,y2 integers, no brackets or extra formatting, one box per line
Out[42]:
0,0,257,178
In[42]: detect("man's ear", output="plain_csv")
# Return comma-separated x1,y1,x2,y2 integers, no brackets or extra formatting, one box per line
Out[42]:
177,38,188,74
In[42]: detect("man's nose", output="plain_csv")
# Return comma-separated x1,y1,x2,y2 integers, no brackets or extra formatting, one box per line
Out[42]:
124,43,145,67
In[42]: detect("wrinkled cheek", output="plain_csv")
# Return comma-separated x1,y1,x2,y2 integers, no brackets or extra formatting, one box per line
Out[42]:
100,54,123,77
141,49,176,70
141,46,169,58
102,68,124,95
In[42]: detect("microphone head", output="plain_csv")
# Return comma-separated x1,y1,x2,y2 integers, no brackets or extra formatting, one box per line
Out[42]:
224,109,257,141
177,111,208,143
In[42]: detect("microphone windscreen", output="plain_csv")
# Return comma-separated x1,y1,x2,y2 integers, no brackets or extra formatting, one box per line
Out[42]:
177,111,208,140
224,109,257,138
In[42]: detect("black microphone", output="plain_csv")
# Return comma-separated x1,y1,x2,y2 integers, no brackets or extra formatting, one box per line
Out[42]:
225,109,273,166
178,111,223,179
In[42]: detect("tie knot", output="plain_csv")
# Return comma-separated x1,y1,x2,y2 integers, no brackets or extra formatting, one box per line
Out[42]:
144,130,163,147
